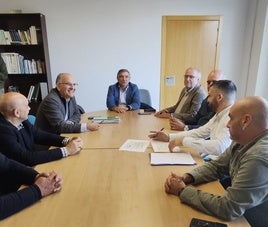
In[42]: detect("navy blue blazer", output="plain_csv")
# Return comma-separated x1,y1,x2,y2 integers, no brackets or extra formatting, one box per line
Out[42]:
0,153,41,220
106,82,140,110
0,114,66,166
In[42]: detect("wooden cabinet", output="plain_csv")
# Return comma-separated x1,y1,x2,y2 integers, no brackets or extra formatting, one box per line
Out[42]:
0,13,52,114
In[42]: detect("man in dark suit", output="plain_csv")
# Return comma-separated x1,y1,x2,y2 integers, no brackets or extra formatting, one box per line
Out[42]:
0,92,83,166
35,73,100,134
0,152,62,220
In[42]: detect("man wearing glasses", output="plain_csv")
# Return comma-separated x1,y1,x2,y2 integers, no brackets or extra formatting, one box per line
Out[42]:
35,73,100,134
155,67,206,122
169,69,224,131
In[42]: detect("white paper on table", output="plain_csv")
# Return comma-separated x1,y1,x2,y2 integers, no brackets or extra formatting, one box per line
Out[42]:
151,140,170,152
150,152,196,165
119,139,150,152
151,140,181,153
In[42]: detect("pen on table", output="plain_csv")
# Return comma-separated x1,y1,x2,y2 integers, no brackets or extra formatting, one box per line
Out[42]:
160,128,164,131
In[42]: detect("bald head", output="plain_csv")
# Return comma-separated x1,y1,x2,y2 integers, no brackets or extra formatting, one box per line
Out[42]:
234,96,268,129
227,96,268,145
0,92,26,115
207,69,224,92
55,73,77,100
0,92,30,126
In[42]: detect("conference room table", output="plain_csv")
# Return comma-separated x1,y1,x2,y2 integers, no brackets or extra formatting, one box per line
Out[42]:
1,110,250,227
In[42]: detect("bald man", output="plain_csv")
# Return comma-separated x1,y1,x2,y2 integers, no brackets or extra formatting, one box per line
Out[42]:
170,69,224,131
164,96,268,227
0,92,83,166
35,73,100,134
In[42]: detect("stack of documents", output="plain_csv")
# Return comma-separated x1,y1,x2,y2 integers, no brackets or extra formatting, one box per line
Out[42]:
92,116,120,124
150,152,196,165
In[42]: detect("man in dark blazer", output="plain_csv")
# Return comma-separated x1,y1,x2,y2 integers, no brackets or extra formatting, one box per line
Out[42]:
0,92,83,166
0,152,62,220
154,67,206,122
35,73,100,134
106,69,140,113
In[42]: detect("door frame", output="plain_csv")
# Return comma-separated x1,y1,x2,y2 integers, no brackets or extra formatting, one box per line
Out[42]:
160,15,222,108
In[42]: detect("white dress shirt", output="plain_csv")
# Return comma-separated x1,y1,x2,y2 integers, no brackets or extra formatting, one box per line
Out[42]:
169,106,232,156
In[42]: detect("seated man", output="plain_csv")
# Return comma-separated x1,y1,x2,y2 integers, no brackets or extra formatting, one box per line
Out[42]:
170,69,224,131
164,96,268,227
0,152,62,220
155,67,206,122
149,80,237,156
0,92,83,166
35,73,100,134
106,69,140,113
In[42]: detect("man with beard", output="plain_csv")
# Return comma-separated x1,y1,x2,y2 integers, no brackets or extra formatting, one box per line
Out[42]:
149,80,237,156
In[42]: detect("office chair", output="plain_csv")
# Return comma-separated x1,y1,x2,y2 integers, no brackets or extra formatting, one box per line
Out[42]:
27,115,36,125
139,89,152,106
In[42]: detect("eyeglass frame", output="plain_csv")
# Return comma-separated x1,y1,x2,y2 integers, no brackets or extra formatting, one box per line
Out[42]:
59,82,78,87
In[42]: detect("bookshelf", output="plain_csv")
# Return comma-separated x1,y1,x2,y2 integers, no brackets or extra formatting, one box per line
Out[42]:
0,13,52,115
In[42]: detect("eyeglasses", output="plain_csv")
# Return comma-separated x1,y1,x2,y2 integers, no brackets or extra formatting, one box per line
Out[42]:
184,75,195,79
59,82,78,87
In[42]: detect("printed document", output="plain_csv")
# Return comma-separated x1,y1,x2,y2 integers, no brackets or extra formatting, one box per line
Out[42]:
150,152,196,165
119,139,150,152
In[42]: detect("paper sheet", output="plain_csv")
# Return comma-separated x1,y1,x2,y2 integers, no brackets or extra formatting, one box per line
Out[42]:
150,152,196,165
151,140,181,153
119,139,150,152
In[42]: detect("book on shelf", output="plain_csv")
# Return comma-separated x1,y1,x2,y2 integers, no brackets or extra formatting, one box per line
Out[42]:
0,26,39,45
27,85,35,101
0,29,6,44
1,52,44,74
29,26,38,45
3,31,12,45
31,83,40,102
39,82,48,99
92,116,120,124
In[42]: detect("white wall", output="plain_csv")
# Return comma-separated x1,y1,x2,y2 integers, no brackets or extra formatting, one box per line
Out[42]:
1,0,257,111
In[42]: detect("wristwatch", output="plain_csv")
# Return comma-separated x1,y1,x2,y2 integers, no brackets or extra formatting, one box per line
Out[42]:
184,125,189,131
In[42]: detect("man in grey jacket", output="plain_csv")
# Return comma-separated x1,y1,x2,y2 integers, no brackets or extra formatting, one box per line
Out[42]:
164,96,268,227
35,73,100,134
154,67,206,122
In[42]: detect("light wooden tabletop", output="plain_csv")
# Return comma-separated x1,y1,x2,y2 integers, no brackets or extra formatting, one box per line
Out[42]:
61,110,170,149
1,149,249,227
0,110,249,226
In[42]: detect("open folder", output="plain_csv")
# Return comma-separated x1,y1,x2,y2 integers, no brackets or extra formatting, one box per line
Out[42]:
150,152,196,165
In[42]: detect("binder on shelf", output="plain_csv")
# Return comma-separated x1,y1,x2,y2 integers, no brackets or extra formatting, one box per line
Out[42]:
39,82,48,99
31,84,40,102
29,26,38,45
0,29,6,44
3,31,12,45
27,85,35,101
